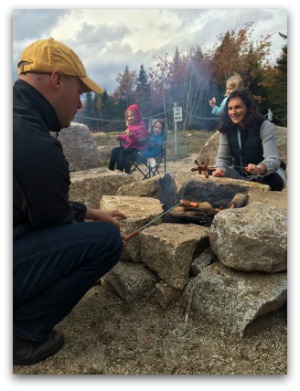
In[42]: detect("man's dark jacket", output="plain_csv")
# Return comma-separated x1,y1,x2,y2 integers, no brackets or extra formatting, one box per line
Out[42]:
13,80,86,239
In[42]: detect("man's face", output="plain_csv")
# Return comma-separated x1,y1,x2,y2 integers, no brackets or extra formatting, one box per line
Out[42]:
56,75,83,129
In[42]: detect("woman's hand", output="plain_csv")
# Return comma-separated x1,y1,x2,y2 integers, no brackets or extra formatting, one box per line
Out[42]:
85,208,127,229
244,163,267,175
212,168,225,177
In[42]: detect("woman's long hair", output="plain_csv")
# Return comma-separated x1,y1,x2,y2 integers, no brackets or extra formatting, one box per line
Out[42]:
219,90,264,134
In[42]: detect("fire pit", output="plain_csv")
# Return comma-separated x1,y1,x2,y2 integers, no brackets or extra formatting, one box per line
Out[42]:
162,179,249,226
155,173,250,227
166,194,248,226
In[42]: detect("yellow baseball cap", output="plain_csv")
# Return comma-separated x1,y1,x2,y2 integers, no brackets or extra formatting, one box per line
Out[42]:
17,38,104,94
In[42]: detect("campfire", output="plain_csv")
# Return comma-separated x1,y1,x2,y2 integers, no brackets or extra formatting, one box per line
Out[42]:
166,194,249,226
123,173,250,242
157,173,250,227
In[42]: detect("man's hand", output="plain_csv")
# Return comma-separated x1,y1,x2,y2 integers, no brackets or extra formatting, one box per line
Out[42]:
85,208,127,229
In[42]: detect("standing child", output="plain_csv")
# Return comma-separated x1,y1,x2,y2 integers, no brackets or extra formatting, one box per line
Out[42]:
108,104,147,174
209,74,244,116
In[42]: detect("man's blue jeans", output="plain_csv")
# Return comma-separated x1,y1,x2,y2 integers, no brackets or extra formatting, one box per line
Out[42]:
13,221,123,341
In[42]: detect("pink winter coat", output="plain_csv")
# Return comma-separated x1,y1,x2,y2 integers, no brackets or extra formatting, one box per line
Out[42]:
118,104,148,151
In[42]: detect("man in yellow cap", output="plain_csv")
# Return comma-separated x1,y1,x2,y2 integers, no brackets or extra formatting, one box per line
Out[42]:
13,38,126,365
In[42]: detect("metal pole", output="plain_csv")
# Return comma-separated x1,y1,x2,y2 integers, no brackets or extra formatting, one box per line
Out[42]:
174,102,178,157
268,108,273,122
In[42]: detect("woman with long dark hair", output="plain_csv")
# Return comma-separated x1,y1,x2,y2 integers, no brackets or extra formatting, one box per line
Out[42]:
212,90,287,191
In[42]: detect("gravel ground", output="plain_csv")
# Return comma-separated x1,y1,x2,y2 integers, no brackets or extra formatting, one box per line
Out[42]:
13,285,287,375
12,155,288,376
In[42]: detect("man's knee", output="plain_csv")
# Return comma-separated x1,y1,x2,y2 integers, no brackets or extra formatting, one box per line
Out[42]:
93,223,123,257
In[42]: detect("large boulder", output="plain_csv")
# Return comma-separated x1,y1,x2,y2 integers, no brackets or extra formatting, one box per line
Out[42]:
187,262,287,336
210,202,287,273
55,122,102,171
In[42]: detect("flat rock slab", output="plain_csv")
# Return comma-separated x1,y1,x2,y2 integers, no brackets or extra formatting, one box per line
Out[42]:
175,170,271,195
100,195,164,262
100,195,164,222
70,169,137,209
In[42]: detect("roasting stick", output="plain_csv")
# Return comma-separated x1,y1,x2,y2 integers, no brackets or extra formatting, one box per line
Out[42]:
191,158,259,178
184,286,195,323
123,203,181,241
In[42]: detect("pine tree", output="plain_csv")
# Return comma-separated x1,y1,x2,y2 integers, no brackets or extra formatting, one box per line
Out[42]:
93,93,103,129
170,47,183,106
268,34,287,126
135,64,151,116
83,92,95,129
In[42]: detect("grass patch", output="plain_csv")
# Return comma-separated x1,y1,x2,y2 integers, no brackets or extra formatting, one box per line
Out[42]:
165,130,216,161
91,129,216,163
91,131,115,146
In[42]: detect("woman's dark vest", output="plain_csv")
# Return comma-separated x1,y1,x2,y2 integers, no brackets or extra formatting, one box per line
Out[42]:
226,118,265,174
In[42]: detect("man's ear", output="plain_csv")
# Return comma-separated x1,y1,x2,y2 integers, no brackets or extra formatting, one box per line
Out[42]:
50,71,64,88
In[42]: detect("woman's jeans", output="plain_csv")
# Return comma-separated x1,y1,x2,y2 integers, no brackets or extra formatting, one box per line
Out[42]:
13,222,123,341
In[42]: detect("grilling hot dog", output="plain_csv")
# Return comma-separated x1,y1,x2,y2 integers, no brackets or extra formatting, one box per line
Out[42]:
179,199,200,208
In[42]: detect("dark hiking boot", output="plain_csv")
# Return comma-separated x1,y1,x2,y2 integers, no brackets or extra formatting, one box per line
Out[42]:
13,330,64,365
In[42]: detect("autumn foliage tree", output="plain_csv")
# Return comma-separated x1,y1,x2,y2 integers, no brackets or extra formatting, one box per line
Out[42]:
113,65,137,116
148,53,172,116
210,22,272,113
93,22,287,131
211,23,271,83
148,48,215,130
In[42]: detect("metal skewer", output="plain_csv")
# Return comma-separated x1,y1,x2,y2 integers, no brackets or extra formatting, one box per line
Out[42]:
191,159,258,178
123,203,180,241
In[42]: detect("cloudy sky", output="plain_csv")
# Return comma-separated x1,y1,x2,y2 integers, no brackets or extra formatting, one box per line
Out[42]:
12,7,288,94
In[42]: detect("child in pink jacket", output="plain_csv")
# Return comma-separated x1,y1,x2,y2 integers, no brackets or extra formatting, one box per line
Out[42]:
109,104,147,173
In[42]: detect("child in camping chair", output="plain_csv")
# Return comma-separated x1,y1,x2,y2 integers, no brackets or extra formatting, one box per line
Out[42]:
135,119,165,167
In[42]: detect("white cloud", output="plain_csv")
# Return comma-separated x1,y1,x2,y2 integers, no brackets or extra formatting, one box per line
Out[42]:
12,8,287,93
